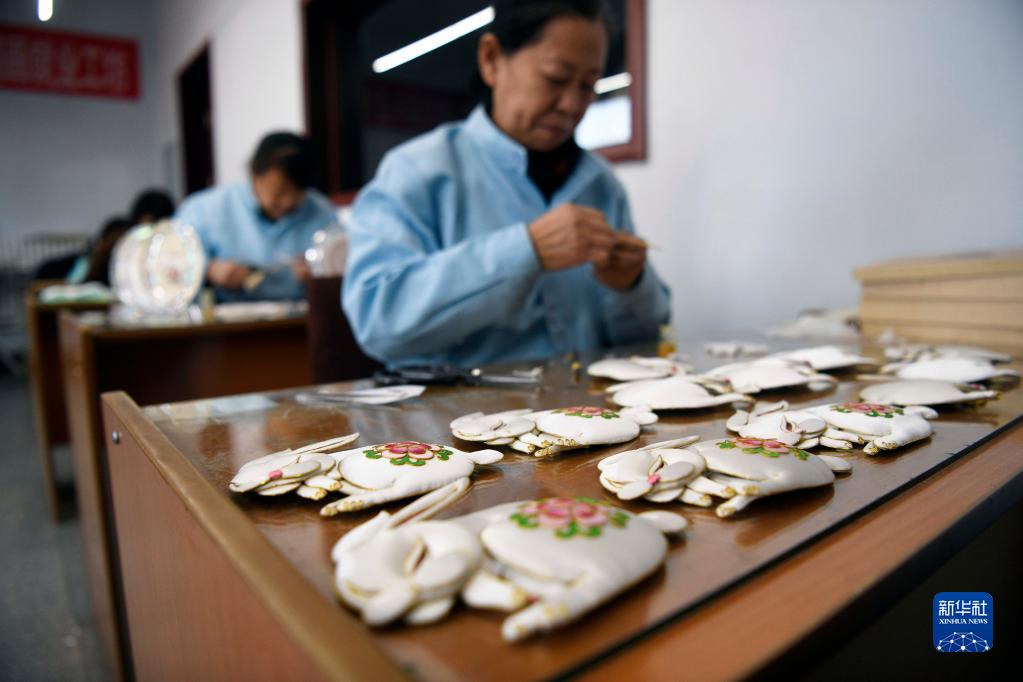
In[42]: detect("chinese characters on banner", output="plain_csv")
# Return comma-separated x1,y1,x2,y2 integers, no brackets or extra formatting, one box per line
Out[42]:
0,23,138,100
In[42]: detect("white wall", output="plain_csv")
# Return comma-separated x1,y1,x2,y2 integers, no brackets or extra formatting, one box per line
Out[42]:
147,0,305,194
211,0,305,184
0,0,157,237
616,0,1023,336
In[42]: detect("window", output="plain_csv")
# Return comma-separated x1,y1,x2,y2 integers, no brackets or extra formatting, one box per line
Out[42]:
304,0,646,201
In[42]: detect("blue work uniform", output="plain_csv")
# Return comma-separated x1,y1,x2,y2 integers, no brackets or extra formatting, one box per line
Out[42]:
343,106,671,367
176,182,338,301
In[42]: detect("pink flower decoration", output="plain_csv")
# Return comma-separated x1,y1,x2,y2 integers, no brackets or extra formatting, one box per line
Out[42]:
761,440,791,454
735,438,765,448
380,441,437,460
572,502,610,528
526,498,611,529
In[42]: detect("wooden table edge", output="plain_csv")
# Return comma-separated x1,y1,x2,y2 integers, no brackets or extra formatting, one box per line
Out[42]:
578,419,1023,681
102,391,405,682
63,310,308,342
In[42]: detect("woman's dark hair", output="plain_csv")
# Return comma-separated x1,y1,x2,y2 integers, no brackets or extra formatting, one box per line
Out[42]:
129,189,175,224
475,0,614,108
85,216,132,285
490,0,612,55
249,132,313,188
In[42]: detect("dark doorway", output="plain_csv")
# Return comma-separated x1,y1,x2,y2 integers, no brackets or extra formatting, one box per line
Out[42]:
177,45,214,195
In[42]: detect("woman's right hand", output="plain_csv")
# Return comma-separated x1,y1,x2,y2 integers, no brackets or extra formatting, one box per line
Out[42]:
528,204,615,270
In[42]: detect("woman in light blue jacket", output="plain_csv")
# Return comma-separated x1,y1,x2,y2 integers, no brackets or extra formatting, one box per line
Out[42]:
344,0,670,367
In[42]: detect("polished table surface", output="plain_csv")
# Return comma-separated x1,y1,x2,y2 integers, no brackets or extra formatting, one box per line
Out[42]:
104,343,1023,679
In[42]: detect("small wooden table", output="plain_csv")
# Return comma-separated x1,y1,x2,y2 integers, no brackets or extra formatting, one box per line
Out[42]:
24,282,109,519
60,306,314,678
100,348,1023,679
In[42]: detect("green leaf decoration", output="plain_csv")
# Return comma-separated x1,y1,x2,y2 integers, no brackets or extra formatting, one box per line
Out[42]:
718,441,737,450
410,459,425,466
576,496,601,505
584,526,602,537
610,512,628,528
556,522,579,538
364,451,382,459
794,449,810,461
511,513,539,528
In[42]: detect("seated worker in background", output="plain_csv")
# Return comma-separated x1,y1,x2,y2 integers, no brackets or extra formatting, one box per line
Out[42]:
175,132,338,302
343,0,670,367
74,189,177,285
34,188,175,284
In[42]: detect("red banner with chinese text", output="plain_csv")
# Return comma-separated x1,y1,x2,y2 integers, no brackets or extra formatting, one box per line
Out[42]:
0,23,139,100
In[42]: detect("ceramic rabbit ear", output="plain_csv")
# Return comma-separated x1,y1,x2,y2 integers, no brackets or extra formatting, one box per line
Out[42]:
619,405,658,426
465,449,503,465
333,510,393,559
752,400,789,416
637,510,689,534
904,405,939,420
725,409,752,431
290,432,360,454
817,455,853,473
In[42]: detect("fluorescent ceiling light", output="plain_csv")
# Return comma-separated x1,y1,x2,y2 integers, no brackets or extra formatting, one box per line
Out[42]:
373,6,495,74
38,0,53,22
595,72,632,95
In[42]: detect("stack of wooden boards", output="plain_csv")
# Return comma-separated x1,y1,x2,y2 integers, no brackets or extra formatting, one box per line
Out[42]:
855,251,1023,351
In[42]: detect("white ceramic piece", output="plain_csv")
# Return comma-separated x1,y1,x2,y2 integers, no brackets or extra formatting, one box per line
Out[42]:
884,344,1012,364
320,441,502,515
110,219,206,315
450,405,658,457
599,437,850,517
598,437,708,504
450,409,536,442
605,375,751,411
586,356,690,382
859,380,999,407
725,400,827,448
805,402,937,455
727,399,937,455
518,406,657,457
315,384,426,404
704,341,768,359
763,308,860,341
332,481,687,641
332,479,480,626
705,358,838,394
228,433,360,499
768,345,877,371
880,357,1019,384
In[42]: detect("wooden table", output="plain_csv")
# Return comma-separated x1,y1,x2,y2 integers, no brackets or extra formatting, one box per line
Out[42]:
100,348,1023,680
60,307,314,678
24,282,109,519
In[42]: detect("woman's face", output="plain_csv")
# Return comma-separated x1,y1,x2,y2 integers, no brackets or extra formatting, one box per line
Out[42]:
479,15,607,152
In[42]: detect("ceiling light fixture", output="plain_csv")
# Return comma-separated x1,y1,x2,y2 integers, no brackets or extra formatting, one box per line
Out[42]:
372,6,495,74
594,72,632,95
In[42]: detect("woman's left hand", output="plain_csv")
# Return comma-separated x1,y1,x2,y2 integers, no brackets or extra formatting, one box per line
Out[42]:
593,233,647,290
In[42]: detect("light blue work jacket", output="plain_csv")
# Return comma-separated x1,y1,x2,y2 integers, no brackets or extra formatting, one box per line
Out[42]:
176,182,338,301
343,106,670,367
